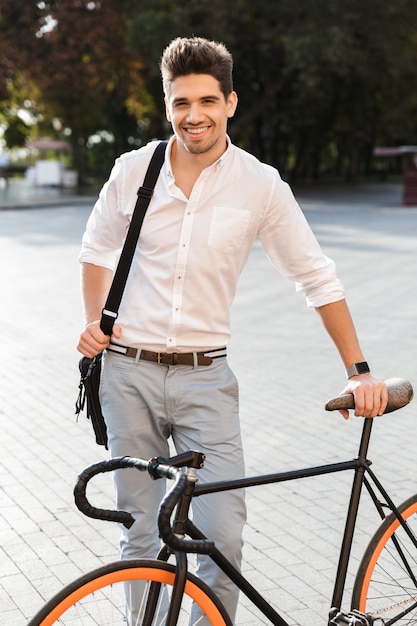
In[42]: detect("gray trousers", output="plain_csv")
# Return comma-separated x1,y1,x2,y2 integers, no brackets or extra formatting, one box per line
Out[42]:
100,351,247,622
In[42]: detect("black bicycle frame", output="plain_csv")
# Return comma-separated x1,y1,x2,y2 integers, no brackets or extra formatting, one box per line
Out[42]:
163,417,416,625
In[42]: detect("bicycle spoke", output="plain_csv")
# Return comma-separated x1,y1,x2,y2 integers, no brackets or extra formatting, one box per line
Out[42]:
352,495,417,625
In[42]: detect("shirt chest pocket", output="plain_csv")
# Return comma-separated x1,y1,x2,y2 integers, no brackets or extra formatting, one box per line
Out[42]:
208,207,252,254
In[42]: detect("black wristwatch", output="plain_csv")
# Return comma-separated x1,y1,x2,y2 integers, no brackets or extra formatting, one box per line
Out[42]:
346,361,370,379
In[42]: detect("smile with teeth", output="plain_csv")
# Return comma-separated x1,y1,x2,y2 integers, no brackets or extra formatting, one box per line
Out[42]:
185,126,210,135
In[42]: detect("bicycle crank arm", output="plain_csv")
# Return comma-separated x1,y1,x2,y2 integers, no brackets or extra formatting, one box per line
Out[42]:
329,608,384,625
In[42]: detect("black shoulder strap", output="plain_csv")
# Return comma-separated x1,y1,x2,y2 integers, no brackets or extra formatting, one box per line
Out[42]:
100,140,168,336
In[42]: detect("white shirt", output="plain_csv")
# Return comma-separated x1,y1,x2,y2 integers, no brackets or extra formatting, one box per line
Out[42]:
80,137,345,351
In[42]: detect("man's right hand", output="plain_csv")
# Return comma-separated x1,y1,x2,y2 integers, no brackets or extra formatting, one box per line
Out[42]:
77,321,122,358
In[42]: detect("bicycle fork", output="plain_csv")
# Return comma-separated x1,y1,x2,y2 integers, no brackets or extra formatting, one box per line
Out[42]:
145,464,199,626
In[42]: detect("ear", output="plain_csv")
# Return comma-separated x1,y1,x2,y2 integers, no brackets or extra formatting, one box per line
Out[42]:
164,97,172,123
226,91,238,118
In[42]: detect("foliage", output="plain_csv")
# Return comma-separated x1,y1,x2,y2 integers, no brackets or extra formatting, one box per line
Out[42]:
1,0,417,181
127,0,417,180
0,0,148,180
3,114,30,148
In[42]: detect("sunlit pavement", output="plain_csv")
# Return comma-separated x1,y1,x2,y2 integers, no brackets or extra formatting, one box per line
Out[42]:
0,180,416,625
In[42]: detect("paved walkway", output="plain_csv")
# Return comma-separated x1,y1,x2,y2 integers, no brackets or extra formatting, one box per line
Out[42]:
0,179,416,625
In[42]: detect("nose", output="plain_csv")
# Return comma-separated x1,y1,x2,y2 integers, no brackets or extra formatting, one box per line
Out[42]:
186,102,203,123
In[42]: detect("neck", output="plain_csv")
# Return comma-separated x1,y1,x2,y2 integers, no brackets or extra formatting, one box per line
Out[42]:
171,136,228,171
170,138,227,198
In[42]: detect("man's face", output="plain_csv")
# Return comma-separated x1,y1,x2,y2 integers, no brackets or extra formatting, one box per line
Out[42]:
165,73,237,157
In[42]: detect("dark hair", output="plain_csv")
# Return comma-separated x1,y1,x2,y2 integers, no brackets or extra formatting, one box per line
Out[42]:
160,37,233,99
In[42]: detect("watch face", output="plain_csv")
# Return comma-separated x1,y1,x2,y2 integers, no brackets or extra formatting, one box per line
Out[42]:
356,362,370,374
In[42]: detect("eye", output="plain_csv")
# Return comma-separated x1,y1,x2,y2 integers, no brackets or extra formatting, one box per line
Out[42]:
172,100,188,108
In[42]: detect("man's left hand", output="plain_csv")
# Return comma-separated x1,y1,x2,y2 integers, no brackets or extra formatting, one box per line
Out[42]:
339,375,388,420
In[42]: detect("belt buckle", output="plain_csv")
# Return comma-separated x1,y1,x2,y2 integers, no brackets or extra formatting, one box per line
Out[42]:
157,352,162,365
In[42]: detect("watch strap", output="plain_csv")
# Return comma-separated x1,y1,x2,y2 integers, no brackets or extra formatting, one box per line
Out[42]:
346,361,370,379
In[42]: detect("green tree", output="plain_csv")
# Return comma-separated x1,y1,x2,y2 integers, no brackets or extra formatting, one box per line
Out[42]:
30,0,146,180
0,0,151,181
2,0,417,182
127,0,417,180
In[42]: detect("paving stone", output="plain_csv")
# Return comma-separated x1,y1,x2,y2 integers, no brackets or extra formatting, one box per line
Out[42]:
1,182,416,625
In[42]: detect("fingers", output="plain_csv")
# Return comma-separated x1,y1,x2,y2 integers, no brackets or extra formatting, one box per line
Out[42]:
339,408,350,420
77,320,111,358
341,376,388,419
112,323,122,339
354,380,388,418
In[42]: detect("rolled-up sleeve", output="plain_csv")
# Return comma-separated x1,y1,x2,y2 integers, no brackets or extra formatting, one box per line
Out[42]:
259,176,345,308
79,158,129,270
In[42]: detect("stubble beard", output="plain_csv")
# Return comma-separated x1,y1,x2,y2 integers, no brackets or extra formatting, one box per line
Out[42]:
180,127,221,156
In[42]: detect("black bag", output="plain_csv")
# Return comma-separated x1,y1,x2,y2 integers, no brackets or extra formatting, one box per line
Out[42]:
76,353,108,448
75,141,167,446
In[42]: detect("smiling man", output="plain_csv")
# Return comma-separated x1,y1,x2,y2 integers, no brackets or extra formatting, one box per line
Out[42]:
77,36,387,624
167,73,236,151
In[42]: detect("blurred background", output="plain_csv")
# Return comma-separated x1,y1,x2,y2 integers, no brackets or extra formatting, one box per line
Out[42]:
1,0,417,190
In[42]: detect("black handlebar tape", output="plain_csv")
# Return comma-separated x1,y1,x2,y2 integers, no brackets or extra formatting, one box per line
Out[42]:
325,378,414,414
74,457,146,529
74,454,214,551
158,472,215,555
74,456,186,529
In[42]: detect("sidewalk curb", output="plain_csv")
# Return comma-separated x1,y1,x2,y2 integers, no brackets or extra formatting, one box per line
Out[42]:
0,197,93,210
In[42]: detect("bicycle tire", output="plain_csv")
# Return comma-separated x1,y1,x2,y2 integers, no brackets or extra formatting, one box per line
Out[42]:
351,493,417,625
27,558,232,626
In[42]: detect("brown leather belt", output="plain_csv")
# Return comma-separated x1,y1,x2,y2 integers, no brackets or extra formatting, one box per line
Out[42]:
107,344,227,366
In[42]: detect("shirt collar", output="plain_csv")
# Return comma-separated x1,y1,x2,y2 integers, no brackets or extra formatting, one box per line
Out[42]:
216,135,232,170
166,136,176,180
165,134,232,178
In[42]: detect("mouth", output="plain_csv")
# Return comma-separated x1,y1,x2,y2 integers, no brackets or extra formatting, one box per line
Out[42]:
183,126,210,139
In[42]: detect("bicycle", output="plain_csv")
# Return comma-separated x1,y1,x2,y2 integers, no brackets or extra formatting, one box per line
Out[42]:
27,377,415,626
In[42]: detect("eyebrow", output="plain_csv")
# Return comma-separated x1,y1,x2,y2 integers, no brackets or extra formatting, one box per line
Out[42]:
172,94,222,105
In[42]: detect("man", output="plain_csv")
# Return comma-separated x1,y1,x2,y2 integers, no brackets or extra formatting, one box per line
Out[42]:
78,36,387,623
